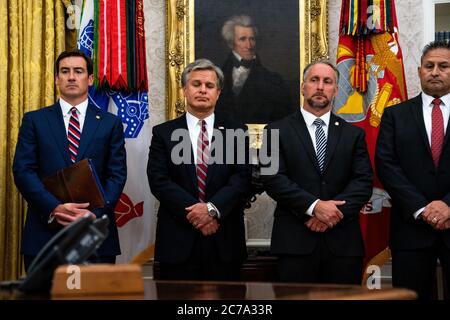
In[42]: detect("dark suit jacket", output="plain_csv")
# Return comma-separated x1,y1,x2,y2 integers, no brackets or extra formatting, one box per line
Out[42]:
215,54,296,124
13,102,127,256
262,111,373,257
147,114,251,264
375,94,450,250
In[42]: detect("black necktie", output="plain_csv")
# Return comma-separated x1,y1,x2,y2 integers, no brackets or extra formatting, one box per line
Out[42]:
233,58,254,69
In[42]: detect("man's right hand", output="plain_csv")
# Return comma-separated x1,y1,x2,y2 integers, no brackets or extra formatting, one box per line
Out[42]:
313,200,345,228
52,203,95,226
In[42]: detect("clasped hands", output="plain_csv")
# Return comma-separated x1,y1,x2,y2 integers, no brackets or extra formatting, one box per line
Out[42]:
186,203,219,236
305,200,345,233
52,202,96,226
421,200,450,230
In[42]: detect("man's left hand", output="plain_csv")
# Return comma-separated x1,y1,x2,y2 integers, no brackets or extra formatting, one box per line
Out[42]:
186,203,214,229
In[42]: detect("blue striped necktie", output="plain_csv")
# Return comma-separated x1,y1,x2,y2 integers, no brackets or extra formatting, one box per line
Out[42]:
313,118,326,172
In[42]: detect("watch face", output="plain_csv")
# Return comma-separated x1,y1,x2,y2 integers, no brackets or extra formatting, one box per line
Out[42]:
208,208,217,217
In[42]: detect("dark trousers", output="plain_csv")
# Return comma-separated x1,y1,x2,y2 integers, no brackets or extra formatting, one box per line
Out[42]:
277,237,363,284
158,235,242,281
24,254,116,273
392,238,450,300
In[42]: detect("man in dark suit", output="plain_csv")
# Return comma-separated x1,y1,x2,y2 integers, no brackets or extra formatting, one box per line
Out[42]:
376,40,450,299
13,50,127,271
147,59,251,281
261,61,373,284
215,15,295,124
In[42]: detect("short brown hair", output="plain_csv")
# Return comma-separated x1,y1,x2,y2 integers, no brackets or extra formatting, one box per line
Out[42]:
55,50,93,75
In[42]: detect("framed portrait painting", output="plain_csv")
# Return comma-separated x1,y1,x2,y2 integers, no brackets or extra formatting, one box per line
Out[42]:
166,0,328,124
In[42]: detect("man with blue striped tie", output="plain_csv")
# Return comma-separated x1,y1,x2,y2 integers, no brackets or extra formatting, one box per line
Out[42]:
13,50,127,271
262,61,373,284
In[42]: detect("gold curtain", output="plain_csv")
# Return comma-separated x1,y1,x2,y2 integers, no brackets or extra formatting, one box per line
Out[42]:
0,0,67,281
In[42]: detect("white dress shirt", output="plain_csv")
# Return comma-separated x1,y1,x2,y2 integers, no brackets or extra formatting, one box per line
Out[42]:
413,92,450,219
60,97,89,134
231,51,252,95
300,107,331,216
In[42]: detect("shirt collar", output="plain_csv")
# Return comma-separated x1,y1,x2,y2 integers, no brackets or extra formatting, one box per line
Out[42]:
186,111,215,129
422,92,450,108
300,107,331,127
59,97,89,116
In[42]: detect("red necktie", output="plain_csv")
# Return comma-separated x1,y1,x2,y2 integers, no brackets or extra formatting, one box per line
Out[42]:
68,107,81,163
431,98,444,168
196,120,209,202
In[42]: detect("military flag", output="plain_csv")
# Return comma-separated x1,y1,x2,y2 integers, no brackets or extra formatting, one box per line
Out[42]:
334,0,408,281
78,0,155,263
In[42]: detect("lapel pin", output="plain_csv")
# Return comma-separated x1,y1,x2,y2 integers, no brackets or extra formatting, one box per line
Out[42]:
335,121,339,126
96,115,101,120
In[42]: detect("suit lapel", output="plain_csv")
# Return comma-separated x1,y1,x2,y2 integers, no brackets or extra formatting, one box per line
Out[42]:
45,103,71,166
76,104,102,161
289,112,322,173
176,114,198,190
205,116,225,187
322,114,343,172
411,94,433,158
444,108,450,150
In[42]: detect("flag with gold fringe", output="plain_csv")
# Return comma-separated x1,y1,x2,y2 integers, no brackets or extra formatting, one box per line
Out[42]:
334,0,408,284
78,0,155,263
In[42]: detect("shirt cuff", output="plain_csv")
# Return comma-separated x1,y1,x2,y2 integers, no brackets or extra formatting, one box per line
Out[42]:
48,212,56,224
413,207,425,220
209,202,221,219
306,199,319,217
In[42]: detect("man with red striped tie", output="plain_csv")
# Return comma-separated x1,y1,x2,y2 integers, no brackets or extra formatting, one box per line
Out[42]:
13,51,127,271
376,41,450,299
148,59,251,281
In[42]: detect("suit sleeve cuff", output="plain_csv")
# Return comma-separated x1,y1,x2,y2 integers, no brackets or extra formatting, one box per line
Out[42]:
306,199,319,216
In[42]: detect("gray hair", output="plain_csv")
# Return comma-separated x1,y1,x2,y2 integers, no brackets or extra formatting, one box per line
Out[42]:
421,40,450,64
302,60,340,83
221,15,258,49
181,59,224,90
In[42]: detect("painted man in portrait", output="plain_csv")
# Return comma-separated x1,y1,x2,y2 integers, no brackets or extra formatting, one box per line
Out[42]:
215,15,296,124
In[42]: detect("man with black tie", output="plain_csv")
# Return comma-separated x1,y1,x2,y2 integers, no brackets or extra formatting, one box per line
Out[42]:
147,59,251,281
215,15,295,124
376,40,450,299
262,61,373,284
13,50,127,271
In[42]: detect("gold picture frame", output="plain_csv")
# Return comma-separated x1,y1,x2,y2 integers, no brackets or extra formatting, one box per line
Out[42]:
166,0,328,121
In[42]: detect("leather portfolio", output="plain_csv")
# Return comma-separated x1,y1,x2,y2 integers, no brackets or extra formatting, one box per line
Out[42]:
42,159,106,210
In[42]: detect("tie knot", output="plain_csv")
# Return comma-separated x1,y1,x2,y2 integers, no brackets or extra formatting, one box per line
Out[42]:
313,118,325,127
432,98,442,108
70,107,78,115
199,119,207,130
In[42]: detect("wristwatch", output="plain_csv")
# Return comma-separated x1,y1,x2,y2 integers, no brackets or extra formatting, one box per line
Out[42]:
207,202,218,219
